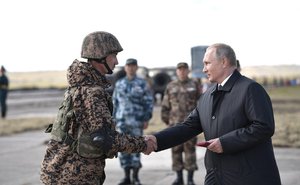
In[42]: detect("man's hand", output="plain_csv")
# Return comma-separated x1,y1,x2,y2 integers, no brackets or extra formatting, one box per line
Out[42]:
143,135,157,155
207,138,223,153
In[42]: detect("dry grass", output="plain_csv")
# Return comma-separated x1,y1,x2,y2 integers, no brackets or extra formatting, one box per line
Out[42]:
8,71,68,90
7,65,300,90
0,117,54,136
269,86,300,147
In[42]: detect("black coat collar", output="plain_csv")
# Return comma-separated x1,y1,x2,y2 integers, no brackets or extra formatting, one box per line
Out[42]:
210,69,241,95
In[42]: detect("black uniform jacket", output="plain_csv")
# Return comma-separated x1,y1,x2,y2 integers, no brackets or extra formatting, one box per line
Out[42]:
154,70,281,185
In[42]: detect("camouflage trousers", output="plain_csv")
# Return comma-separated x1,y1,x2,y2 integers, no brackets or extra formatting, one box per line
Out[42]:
40,140,106,185
171,137,198,171
117,123,143,169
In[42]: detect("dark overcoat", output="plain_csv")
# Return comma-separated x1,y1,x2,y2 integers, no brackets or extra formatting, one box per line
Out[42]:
155,70,281,185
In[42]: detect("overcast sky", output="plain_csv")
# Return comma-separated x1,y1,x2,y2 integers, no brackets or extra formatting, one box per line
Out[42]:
0,0,299,72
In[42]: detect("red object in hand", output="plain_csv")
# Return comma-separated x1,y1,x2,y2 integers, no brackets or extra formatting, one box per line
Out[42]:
196,141,210,147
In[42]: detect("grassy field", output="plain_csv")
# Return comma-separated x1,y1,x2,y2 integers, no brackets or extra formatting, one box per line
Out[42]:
268,86,300,147
6,65,300,90
1,86,299,148
7,70,68,90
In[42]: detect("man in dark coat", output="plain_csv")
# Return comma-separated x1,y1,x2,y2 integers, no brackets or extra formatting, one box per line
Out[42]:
144,43,281,185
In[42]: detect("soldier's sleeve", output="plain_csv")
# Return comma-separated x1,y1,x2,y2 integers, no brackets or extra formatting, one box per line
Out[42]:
161,84,171,125
76,87,146,156
110,132,146,154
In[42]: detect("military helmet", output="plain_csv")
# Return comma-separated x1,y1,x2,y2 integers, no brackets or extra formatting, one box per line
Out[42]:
81,31,123,60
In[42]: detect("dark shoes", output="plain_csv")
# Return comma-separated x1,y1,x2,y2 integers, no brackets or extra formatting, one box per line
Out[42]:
187,180,196,185
118,177,141,185
132,168,142,185
187,170,196,185
172,170,196,185
119,167,142,185
172,178,184,185
118,167,131,185
172,170,184,185
132,178,142,185
118,177,131,185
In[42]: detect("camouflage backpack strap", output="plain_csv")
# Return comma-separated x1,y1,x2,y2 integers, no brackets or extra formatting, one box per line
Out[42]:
45,87,76,146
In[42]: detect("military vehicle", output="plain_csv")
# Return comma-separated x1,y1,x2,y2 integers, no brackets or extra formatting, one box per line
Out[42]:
190,45,208,78
148,67,176,101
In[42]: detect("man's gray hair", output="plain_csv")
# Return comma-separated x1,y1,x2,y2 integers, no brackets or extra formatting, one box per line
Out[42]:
209,43,237,67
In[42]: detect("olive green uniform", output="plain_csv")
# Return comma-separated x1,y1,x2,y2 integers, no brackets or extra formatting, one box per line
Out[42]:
161,78,200,171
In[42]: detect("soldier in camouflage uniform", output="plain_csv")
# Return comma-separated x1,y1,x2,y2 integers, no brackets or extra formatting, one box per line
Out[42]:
161,62,201,185
40,31,154,185
112,58,154,185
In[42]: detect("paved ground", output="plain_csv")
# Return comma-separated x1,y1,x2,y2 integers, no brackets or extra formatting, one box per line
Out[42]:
0,130,300,185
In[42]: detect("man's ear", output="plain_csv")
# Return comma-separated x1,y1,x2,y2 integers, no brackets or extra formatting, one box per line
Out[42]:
221,57,229,68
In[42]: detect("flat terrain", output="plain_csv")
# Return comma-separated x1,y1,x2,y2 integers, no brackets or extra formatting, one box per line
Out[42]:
0,89,300,184
5,89,64,119
0,130,299,185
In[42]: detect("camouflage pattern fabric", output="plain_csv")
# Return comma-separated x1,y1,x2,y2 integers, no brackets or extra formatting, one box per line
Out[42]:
117,126,143,169
161,78,200,171
40,60,147,185
81,31,123,60
171,137,198,171
112,75,154,169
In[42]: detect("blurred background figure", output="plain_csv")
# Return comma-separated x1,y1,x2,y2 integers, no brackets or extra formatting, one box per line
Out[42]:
0,65,9,118
161,62,201,185
113,58,154,185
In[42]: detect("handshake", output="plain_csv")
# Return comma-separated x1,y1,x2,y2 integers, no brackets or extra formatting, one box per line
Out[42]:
143,135,157,155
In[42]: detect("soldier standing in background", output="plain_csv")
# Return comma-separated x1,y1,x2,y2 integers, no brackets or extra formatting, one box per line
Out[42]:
113,58,154,185
161,62,201,185
40,31,155,185
0,65,9,119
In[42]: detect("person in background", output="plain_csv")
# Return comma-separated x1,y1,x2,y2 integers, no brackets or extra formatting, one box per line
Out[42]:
112,58,154,185
161,62,201,185
40,31,155,185
144,43,281,185
0,65,9,119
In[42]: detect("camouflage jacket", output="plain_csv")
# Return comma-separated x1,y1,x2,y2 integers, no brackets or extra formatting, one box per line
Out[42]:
112,75,153,128
161,78,200,125
40,60,146,185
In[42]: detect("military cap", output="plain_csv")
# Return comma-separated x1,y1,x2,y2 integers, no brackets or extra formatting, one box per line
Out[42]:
126,58,138,65
177,62,189,69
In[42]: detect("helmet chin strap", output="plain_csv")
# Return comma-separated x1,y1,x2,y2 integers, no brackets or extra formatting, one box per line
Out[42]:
95,58,113,74
103,62,113,74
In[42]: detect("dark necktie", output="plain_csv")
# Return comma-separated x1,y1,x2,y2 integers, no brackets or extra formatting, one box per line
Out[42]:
218,84,223,91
